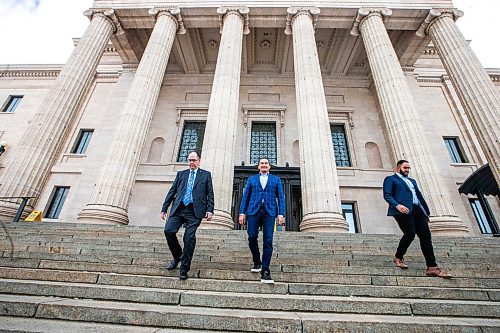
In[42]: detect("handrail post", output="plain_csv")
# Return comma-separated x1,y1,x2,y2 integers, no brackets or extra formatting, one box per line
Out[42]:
13,197,29,222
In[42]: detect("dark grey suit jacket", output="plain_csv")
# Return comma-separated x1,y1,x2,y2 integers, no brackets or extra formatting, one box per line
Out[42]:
161,168,214,219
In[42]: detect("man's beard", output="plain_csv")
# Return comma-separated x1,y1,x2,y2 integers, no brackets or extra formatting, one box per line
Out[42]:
399,170,408,177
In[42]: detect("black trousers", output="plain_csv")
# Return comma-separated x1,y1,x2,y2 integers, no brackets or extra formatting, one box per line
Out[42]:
394,205,437,267
164,203,202,272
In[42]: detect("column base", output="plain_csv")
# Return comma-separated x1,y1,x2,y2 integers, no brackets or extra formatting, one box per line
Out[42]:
199,209,234,230
77,204,129,225
300,212,349,233
429,216,469,236
0,201,32,221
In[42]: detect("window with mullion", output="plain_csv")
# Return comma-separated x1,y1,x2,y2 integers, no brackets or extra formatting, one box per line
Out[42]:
250,122,277,165
443,137,467,163
45,187,70,219
178,121,206,162
72,129,94,154
341,202,359,233
2,95,23,113
331,124,351,167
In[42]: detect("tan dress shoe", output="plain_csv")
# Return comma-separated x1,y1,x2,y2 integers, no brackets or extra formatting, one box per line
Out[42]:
393,257,409,269
426,266,452,279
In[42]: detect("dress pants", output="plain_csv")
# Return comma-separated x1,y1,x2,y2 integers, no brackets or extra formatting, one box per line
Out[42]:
394,204,437,267
164,203,201,272
247,205,275,271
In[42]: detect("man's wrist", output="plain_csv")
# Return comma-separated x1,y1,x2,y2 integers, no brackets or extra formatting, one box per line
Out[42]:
239,214,245,216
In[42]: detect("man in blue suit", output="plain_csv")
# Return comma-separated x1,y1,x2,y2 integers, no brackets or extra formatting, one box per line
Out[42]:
239,158,285,283
383,160,451,279
161,151,214,281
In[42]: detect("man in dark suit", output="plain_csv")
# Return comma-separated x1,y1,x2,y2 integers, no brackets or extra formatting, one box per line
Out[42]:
383,160,451,279
161,151,214,280
239,158,285,283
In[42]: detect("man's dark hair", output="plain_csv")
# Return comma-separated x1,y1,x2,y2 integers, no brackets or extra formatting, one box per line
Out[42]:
258,157,269,164
397,159,409,167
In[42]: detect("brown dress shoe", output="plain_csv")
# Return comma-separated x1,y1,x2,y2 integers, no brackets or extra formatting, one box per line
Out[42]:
393,257,409,269
426,266,452,279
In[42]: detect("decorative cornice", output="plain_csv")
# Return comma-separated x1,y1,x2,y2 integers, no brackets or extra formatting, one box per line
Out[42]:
416,8,463,37
149,7,186,35
284,7,320,35
350,7,392,36
0,70,60,78
83,8,120,34
217,6,250,35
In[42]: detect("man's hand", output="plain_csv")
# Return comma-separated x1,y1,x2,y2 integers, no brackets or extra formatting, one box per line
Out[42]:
396,204,409,214
205,212,213,221
160,212,167,220
277,215,284,225
239,214,246,225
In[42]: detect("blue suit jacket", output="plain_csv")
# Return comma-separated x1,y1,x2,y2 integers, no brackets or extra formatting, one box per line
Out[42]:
239,173,285,217
383,174,430,217
161,168,214,219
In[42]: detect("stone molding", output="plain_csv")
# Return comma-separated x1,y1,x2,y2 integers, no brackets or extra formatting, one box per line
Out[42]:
242,104,286,127
416,8,463,37
175,104,209,125
350,7,392,36
327,107,354,128
284,6,320,35
149,7,186,34
217,6,250,35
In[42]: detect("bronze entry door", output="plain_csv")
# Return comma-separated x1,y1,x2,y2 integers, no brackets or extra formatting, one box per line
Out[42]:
232,165,302,231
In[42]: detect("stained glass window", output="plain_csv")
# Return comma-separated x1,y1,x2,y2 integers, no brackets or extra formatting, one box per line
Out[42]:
331,124,351,167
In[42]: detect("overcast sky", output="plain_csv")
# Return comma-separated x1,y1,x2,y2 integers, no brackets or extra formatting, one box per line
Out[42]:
0,0,498,68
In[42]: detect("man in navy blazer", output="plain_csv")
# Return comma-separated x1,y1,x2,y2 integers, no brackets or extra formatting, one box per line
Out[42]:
383,160,451,278
161,151,214,280
239,158,285,283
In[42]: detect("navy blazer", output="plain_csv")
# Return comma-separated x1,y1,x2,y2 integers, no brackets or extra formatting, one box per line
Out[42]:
239,173,285,217
383,173,430,217
162,168,214,219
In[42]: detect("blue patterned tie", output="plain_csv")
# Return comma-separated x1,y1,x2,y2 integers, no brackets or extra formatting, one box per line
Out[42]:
183,170,195,205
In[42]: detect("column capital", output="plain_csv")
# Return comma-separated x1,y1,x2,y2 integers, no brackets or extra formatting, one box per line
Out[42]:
217,6,250,35
284,6,320,35
84,8,119,34
149,7,186,34
416,8,464,37
349,7,392,36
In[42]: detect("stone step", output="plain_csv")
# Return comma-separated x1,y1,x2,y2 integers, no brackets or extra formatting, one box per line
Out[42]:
1,279,498,318
1,317,245,333
1,265,499,300
1,294,499,333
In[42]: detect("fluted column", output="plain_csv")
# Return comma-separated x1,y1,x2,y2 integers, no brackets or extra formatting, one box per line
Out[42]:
418,9,500,186
0,9,117,220
200,7,249,230
285,7,348,232
352,8,468,235
78,8,184,224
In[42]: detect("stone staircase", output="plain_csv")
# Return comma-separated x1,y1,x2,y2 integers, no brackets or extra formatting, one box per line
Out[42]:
0,221,499,332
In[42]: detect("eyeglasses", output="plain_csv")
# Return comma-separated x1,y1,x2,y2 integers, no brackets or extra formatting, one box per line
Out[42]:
188,159,199,162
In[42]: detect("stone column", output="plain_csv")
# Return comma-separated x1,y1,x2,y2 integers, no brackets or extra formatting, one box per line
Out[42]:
200,7,249,230
418,9,500,186
78,8,185,224
285,7,348,232
0,9,117,220
351,8,468,235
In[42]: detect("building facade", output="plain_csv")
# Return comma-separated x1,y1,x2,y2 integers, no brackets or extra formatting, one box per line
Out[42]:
0,0,499,236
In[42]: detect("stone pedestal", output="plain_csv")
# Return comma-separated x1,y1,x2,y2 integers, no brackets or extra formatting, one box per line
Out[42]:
353,8,468,235
200,7,249,230
286,7,348,233
420,9,500,186
0,10,116,220
78,8,184,225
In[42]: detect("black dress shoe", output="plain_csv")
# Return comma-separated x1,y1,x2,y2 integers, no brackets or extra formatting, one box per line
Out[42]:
179,270,188,280
167,259,180,271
